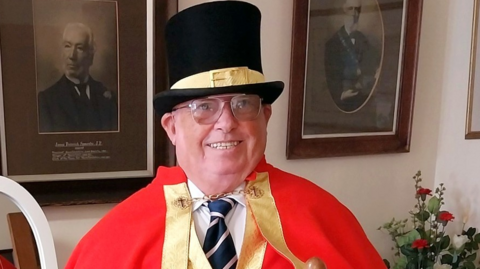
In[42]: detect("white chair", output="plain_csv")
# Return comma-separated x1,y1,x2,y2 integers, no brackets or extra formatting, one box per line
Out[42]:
0,176,58,269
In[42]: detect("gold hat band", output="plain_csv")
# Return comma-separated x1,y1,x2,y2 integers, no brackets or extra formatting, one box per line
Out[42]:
171,66,265,89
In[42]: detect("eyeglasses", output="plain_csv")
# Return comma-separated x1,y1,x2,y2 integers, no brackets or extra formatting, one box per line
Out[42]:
172,94,263,125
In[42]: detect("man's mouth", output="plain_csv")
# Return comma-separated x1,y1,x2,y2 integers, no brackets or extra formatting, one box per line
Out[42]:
208,141,240,149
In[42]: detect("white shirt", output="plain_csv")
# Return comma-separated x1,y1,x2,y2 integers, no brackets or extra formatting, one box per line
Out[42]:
65,75,91,99
188,180,246,256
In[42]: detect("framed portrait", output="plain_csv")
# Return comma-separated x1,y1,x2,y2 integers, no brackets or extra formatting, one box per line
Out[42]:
0,0,177,205
287,0,422,159
467,0,480,139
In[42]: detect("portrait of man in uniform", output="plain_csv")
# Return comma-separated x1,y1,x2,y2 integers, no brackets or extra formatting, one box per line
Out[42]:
324,0,381,112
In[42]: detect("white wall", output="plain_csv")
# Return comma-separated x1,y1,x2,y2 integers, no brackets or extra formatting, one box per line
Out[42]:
432,0,480,234
0,0,473,267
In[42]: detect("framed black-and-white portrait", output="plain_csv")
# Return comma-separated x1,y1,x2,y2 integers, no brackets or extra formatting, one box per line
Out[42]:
287,0,422,159
34,0,119,134
0,0,177,204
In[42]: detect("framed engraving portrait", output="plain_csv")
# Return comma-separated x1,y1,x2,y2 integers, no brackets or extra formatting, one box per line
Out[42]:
0,0,177,204
287,0,422,159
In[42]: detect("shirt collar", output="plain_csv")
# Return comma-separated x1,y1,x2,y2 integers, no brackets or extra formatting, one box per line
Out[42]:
187,179,246,211
65,74,90,85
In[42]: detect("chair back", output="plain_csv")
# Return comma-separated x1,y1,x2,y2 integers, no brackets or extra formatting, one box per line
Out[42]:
0,176,58,269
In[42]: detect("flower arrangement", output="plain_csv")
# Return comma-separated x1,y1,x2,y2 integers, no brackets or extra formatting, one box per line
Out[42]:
378,171,480,269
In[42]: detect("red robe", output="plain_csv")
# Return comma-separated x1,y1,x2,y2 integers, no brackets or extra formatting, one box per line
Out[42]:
66,158,385,268
0,256,16,269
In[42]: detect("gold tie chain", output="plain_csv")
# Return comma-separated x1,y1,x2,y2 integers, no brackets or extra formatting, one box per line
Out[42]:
173,186,264,209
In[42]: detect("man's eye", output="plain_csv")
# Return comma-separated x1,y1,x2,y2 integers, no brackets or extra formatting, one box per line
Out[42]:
197,103,213,111
235,100,250,109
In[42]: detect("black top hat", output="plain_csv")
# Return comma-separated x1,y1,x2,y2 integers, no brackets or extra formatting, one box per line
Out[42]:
153,1,284,116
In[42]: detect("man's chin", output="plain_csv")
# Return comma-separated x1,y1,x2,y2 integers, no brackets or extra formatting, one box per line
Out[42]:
66,71,78,77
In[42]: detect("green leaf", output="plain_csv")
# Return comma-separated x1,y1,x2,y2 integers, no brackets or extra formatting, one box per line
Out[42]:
440,235,451,250
400,245,416,257
427,196,441,214
396,230,421,247
393,257,408,269
407,262,417,269
441,254,453,264
416,211,431,222
474,233,480,244
466,227,477,238
466,253,477,262
424,259,435,268
465,241,474,251
465,261,475,269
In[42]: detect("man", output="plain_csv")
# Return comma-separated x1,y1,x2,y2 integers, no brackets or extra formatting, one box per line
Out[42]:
38,23,118,133
66,2,385,268
324,0,380,112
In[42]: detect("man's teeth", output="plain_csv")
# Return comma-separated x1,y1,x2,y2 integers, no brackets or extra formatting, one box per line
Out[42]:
209,141,239,149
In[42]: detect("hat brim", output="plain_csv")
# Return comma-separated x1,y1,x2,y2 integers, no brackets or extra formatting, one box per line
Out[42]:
153,81,284,117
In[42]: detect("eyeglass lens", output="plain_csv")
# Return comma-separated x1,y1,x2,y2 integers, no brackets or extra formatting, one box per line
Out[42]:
190,95,262,124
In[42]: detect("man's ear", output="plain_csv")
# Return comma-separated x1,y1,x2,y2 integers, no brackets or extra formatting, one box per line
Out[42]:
262,105,272,125
161,113,176,146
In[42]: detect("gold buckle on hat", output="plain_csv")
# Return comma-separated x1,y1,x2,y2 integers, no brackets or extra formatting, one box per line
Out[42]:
170,66,265,89
210,67,249,87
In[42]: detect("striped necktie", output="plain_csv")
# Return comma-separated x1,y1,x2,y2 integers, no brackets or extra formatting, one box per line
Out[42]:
203,198,238,269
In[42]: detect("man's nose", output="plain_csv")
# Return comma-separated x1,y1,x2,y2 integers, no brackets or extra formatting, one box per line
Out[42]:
67,48,77,59
214,103,238,133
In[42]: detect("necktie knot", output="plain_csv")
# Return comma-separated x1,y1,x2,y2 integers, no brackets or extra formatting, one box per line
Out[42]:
75,83,88,95
207,198,236,217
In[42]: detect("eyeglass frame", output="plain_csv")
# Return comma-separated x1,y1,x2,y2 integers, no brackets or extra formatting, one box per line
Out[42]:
171,94,264,125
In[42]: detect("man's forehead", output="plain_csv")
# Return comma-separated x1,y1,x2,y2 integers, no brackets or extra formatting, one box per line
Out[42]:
64,27,89,42
344,0,361,7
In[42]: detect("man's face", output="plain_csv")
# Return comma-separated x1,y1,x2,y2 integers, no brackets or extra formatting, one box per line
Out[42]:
161,94,272,191
62,27,93,80
343,0,362,32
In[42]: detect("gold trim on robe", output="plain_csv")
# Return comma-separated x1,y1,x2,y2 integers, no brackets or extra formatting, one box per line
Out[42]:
162,173,304,269
188,221,212,269
247,172,305,269
162,183,192,269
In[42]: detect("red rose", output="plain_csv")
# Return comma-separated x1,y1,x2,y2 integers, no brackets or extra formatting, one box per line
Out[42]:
438,211,454,222
416,188,432,201
416,188,432,195
412,239,429,249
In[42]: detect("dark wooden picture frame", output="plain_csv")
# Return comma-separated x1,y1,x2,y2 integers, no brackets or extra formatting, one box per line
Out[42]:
466,0,480,139
287,0,422,159
0,0,176,205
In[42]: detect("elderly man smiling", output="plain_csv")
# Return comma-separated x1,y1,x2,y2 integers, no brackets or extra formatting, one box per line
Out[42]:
65,2,384,268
